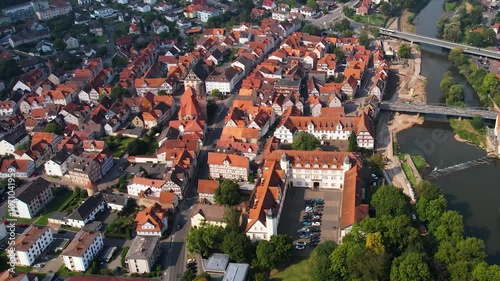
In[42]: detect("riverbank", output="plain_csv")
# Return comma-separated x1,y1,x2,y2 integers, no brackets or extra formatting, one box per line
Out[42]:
384,39,427,103
450,118,498,157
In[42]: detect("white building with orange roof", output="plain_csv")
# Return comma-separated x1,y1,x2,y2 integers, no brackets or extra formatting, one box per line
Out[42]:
127,173,167,197
246,158,288,241
208,152,249,181
198,179,219,203
135,203,169,236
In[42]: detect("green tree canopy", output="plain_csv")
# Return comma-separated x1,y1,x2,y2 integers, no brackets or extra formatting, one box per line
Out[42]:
306,0,319,9
471,115,485,131
291,131,320,151
368,153,386,173
256,234,293,270
186,224,226,257
302,24,321,36
53,38,66,51
310,241,337,281
45,121,63,135
371,185,412,218
398,43,412,59
334,19,351,32
214,180,241,206
416,195,447,225
347,131,358,152
222,230,253,263
358,30,370,47
390,251,432,281
434,210,464,244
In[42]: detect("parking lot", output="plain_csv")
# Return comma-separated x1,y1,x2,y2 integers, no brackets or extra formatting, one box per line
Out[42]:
278,187,342,256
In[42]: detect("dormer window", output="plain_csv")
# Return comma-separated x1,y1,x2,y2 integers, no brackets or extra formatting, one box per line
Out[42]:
323,164,328,168
223,160,229,166
305,164,310,168
314,164,319,168
296,163,301,167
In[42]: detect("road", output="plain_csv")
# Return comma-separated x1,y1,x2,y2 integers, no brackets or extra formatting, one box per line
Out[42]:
161,94,236,281
309,0,359,28
380,29,500,60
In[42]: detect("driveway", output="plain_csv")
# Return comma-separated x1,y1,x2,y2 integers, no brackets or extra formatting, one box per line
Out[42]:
278,187,342,256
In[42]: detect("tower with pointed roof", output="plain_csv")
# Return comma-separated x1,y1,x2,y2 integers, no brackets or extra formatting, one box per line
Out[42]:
266,207,278,239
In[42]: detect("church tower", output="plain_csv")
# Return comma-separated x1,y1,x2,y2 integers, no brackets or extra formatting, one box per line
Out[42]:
266,208,278,239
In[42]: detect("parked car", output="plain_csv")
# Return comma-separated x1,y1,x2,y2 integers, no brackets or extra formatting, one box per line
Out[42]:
295,244,305,250
305,206,313,211
34,263,45,268
299,233,310,239
371,174,378,180
314,212,322,216
315,198,324,203
300,228,310,233
296,241,307,247
309,241,319,247
310,227,321,233
312,222,321,226
302,221,312,226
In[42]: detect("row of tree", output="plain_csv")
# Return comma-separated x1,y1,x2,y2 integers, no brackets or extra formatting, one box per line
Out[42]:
309,182,500,280
440,71,465,106
448,47,500,106
437,3,495,47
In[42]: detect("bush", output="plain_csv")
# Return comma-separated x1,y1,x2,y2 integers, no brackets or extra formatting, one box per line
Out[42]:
121,247,129,268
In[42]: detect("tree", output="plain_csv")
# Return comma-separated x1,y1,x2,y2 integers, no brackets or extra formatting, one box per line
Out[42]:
443,22,462,42
214,180,241,205
471,115,485,131
472,262,500,281
448,47,465,67
53,38,66,51
358,30,370,47
186,224,226,257
182,269,196,281
45,121,62,135
194,273,212,281
222,230,253,263
398,43,412,59
211,89,220,98
347,248,388,280
110,86,130,100
342,29,353,38
306,0,319,9
479,73,499,97
347,131,358,152
434,210,464,244
456,237,487,265
466,32,485,47
368,154,386,173
416,195,447,224
127,139,149,156
446,84,464,105
415,181,442,200
310,241,337,281
370,27,380,37
302,24,321,36
222,207,240,229
0,59,21,81
342,6,355,17
366,232,385,254
334,19,351,32
256,235,293,270
253,273,266,281
440,71,455,95
371,185,412,217
112,55,128,68
390,252,431,281
291,131,320,151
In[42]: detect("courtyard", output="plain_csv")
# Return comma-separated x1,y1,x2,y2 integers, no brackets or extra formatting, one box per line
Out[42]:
278,186,342,256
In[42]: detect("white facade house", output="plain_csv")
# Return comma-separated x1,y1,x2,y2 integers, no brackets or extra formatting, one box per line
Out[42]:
205,67,244,94
207,153,249,181
94,8,115,18
44,149,76,177
191,204,227,228
198,8,220,22
62,231,104,272
10,178,53,219
0,101,17,116
9,226,53,266
66,193,107,228
0,128,29,156
127,175,167,197
273,113,375,149
125,236,160,274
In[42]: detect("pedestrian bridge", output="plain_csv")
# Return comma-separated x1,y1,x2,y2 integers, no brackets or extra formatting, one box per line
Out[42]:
379,28,500,60
380,102,498,120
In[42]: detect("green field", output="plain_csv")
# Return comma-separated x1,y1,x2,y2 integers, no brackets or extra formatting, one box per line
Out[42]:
35,188,74,225
445,2,456,11
270,258,310,281
352,14,387,26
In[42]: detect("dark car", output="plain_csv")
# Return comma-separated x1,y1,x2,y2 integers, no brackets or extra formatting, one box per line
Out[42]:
309,241,319,247
310,227,321,233
314,212,322,216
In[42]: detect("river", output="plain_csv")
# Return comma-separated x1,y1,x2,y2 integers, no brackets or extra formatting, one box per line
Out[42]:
393,0,500,263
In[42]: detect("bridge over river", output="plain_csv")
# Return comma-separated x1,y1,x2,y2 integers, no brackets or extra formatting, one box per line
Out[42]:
380,102,498,120
379,28,500,60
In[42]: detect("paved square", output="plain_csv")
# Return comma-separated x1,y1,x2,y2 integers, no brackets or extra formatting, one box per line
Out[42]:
279,187,342,256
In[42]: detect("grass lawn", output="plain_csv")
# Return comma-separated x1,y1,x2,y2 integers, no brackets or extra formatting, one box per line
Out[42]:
352,14,387,26
105,136,135,157
270,257,310,281
401,161,417,187
410,155,428,170
401,10,416,33
35,188,74,225
445,2,456,11
449,119,487,148
6,214,36,224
